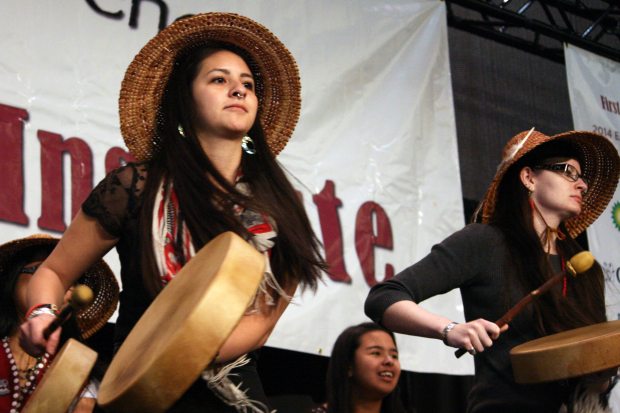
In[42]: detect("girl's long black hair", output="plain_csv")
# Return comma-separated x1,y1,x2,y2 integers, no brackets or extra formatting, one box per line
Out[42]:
326,322,407,413
139,44,326,297
486,140,606,335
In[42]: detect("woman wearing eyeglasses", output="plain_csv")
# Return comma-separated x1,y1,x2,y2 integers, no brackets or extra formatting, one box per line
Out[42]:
365,130,620,413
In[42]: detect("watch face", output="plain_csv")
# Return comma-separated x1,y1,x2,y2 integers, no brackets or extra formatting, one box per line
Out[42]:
442,321,458,343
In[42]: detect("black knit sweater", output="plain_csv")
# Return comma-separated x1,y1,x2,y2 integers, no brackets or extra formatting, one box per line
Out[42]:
365,223,576,413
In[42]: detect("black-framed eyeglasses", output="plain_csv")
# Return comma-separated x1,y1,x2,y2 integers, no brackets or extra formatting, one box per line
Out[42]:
533,163,588,187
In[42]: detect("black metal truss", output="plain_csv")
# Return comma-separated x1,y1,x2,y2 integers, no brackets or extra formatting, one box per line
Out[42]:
446,0,620,64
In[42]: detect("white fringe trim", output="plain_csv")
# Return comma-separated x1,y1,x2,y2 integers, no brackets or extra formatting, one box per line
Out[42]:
202,355,276,413
560,382,613,413
153,178,282,412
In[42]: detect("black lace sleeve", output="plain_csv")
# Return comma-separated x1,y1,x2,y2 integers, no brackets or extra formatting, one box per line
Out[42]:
82,163,148,237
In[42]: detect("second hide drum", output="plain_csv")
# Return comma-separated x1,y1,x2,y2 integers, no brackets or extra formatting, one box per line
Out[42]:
22,339,98,413
98,232,265,413
510,320,620,384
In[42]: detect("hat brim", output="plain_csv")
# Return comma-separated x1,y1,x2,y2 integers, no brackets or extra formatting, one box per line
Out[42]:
480,130,620,237
0,235,119,339
119,12,301,161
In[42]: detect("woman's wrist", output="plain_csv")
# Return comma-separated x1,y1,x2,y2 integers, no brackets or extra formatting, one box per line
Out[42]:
441,321,459,345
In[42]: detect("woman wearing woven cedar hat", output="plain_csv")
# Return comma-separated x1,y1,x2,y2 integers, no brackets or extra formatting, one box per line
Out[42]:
365,129,620,412
20,12,325,412
0,234,118,413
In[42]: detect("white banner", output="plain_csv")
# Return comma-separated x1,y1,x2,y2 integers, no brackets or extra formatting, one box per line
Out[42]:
565,43,620,409
0,0,467,374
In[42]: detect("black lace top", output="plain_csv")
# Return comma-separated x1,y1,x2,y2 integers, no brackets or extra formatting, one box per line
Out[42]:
82,163,271,411
82,162,152,346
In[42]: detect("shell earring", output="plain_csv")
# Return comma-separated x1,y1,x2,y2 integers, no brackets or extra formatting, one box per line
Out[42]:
177,124,186,138
241,135,256,155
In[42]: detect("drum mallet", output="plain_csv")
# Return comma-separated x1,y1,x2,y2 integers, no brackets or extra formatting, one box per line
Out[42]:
43,285,94,339
455,251,594,358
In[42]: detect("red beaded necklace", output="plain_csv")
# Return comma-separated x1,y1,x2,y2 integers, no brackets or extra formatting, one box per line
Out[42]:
1,337,49,413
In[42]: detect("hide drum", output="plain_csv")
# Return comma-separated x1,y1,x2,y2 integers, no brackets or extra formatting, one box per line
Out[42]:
510,320,620,384
22,339,98,413
98,232,265,413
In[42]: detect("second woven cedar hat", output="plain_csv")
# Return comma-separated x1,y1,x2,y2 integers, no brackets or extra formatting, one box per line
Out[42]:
119,12,301,162
0,234,119,339
477,129,620,237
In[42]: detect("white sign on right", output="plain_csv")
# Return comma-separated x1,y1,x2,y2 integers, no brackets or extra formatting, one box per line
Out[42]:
565,43,620,411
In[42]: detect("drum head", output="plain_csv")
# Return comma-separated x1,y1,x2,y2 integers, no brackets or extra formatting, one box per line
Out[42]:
510,320,620,383
98,232,265,413
22,339,97,413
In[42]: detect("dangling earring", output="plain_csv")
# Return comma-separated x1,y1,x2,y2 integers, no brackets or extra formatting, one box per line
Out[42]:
177,124,186,138
241,135,256,155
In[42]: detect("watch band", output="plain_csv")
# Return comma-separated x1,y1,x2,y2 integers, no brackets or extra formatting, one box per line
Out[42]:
25,303,59,320
442,321,459,345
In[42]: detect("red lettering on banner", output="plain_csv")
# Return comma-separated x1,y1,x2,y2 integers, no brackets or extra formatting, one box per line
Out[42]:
0,101,399,283
0,104,29,225
313,180,352,283
105,147,136,173
37,131,93,232
355,201,394,287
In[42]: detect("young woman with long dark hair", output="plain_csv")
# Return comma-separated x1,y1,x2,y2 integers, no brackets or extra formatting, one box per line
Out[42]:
365,129,619,412
19,13,325,412
316,322,405,413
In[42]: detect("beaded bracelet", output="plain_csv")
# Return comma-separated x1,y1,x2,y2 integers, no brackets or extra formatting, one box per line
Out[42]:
28,308,58,320
25,303,59,320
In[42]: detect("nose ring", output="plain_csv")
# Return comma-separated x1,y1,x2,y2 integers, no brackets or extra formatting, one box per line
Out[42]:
233,91,244,99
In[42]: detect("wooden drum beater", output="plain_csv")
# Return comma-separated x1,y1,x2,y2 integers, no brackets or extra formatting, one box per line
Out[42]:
455,251,594,358
22,285,99,413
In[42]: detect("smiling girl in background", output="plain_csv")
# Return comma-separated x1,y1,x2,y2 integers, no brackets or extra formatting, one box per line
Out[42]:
316,322,406,413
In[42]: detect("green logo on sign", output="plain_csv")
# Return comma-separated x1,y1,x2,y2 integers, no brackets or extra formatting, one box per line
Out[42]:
613,202,620,232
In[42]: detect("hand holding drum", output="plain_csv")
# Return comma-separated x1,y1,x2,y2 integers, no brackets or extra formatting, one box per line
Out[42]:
454,251,594,358
98,232,265,413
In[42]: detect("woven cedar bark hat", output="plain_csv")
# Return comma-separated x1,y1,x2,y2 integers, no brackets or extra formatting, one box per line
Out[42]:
119,12,301,161
477,129,620,237
0,235,119,339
